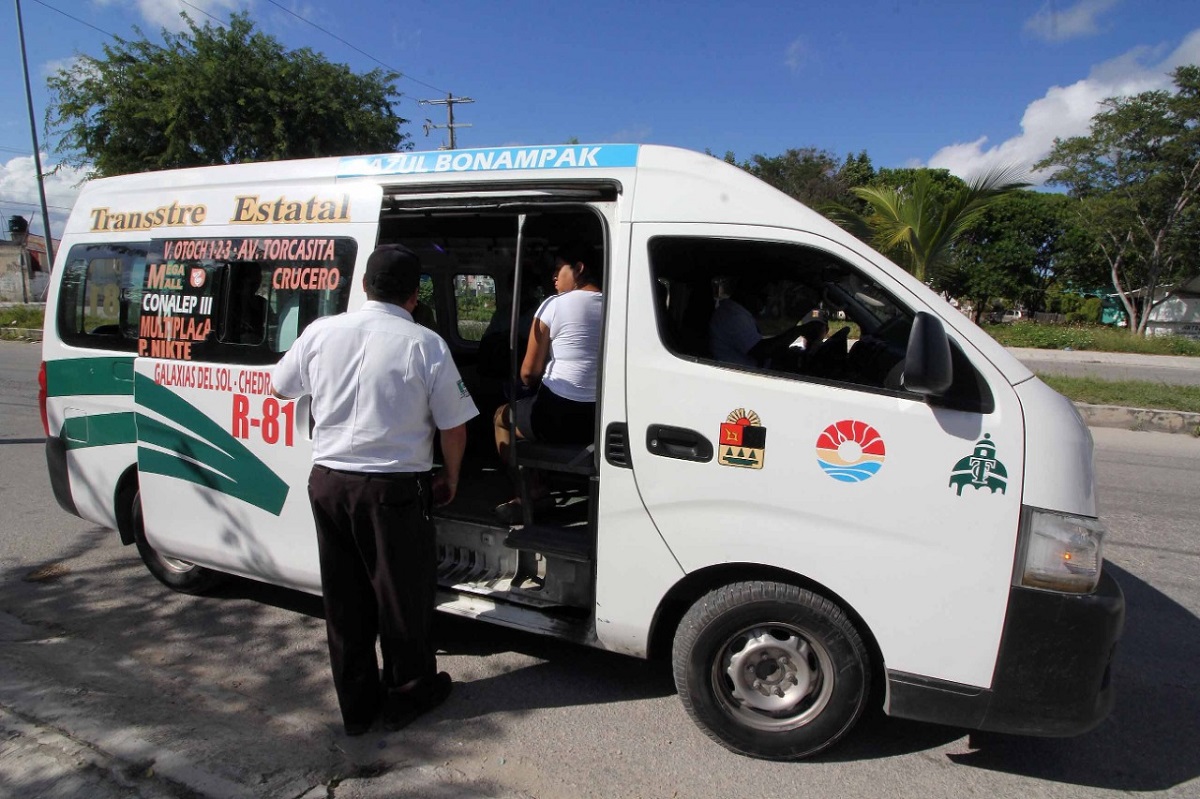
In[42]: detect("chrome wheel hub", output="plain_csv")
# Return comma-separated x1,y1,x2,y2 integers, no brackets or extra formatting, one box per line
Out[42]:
715,624,835,731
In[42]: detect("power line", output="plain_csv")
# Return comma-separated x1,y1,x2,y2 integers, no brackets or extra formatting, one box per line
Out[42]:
31,0,120,40
419,95,474,150
29,0,465,122
180,0,227,28
260,0,452,95
0,197,74,211
33,0,458,99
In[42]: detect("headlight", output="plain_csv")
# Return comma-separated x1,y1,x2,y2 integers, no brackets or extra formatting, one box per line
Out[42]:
1016,508,1107,593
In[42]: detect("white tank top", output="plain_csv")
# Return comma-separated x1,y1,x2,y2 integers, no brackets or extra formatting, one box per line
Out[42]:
536,290,603,402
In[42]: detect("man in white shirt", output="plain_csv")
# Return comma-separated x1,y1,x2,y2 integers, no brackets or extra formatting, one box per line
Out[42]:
273,244,478,736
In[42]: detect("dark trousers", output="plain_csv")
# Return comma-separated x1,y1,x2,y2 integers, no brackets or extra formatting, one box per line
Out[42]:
307,465,437,729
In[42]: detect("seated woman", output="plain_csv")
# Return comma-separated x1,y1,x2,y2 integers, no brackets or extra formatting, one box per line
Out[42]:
493,242,603,519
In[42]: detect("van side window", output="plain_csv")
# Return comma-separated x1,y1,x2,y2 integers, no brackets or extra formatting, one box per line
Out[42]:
413,275,437,330
57,243,150,351
455,274,496,341
649,236,993,411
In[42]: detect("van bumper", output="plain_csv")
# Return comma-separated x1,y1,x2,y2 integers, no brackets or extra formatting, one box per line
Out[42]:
886,568,1124,736
46,436,80,518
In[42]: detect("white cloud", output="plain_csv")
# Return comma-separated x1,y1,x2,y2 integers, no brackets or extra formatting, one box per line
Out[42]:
1024,0,1120,43
95,0,243,31
785,37,810,73
928,27,1200,183
0,156,90,239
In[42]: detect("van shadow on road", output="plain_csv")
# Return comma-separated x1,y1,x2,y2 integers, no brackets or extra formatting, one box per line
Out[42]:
6,541,1191,789
945,563,1199,791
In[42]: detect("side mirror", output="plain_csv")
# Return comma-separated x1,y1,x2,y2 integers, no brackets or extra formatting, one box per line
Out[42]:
903,312,953,396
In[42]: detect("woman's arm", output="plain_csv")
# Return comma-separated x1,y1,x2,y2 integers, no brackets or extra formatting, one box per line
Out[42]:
520,318,551,387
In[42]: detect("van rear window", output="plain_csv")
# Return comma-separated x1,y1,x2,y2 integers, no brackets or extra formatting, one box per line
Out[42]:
56,237,356,364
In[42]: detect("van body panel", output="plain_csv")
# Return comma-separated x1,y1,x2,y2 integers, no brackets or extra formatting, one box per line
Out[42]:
125,182,378,591
625,221,1026,688
592,218,687,656
1015,377,1098,517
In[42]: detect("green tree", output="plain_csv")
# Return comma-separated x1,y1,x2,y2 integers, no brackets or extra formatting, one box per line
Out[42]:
47,12,408,177
838,150,876,189
827,166,1027,283
948,190,1074,321
738,147,850,207
1035,65,1200,334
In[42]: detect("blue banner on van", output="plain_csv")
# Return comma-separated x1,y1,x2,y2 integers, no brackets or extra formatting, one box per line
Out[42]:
337,144,640,177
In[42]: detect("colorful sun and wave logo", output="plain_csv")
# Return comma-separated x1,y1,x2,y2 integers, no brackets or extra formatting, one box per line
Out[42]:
815,420,886,483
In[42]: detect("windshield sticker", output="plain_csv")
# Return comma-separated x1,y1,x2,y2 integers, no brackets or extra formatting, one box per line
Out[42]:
719,408,766,469
337,144,639,177
139,237,346,361
816,420,886,483
139,257,215,360
949,434,1008,495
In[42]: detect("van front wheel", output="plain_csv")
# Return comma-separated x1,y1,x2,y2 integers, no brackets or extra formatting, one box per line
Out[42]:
131,490,224,595
672,581,870,760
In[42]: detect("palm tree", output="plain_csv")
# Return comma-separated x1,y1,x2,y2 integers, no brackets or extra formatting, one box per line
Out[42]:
827,165,1028,283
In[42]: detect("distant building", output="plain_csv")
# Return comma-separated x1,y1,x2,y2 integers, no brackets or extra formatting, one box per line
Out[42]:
0,227,56,303
1145,275,1200,340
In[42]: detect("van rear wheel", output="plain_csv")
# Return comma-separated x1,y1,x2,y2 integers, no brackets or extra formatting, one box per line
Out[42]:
131,490,224,594
672,581,870,760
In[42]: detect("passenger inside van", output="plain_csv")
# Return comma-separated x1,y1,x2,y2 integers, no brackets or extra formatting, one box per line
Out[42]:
493,242,603,520
709,278,817,369
225,265,269,345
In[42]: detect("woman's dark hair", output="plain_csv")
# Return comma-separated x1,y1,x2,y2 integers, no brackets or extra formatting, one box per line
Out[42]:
557,241,602,288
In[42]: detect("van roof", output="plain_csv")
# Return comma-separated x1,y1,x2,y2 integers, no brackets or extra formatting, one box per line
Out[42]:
73,143,840,230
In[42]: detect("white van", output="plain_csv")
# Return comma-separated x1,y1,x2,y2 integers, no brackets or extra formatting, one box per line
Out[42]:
40,144,1122,760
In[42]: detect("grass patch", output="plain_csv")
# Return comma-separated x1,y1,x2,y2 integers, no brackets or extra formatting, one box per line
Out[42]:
0,305,44,340
1040,374,1200,413
985,321,1200,356
1,305,44,329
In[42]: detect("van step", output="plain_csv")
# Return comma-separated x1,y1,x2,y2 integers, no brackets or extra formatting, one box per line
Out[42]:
504,524,593,563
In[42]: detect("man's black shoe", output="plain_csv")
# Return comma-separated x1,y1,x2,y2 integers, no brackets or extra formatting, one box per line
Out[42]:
383,672,452,731
344,718,374,736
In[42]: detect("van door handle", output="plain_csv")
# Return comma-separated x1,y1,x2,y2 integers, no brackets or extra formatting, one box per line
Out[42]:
646,425,713,463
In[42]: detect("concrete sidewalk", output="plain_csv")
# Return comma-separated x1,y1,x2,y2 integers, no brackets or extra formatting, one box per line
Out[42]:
1007,347,1200,436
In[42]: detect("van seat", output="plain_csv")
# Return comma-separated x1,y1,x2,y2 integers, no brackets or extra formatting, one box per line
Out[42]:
514,440,596,475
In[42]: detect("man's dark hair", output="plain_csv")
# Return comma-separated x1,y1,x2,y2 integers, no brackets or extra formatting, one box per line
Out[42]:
364,244,421,303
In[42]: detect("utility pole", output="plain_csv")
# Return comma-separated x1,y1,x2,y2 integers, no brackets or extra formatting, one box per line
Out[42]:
14,0,55,268
418,94,474,150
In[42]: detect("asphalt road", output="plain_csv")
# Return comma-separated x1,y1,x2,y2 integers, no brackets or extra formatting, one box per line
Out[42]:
1,339,1198,798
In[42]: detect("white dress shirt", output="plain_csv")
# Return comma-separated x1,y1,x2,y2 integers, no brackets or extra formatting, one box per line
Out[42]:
273,301,479,472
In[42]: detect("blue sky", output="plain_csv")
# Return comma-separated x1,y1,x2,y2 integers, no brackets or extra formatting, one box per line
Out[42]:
3,0,1199,239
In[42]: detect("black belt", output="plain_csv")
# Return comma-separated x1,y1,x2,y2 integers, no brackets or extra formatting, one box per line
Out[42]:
313,465,428,481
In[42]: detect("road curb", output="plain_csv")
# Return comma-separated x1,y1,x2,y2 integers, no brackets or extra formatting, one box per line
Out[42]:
1076,403,1200,437
1,327,42,342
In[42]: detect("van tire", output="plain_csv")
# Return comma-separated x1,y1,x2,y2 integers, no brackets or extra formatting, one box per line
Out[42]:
131,490,224,595
672,581,869,760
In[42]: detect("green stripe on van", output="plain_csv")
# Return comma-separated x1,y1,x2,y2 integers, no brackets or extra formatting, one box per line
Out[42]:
61,412,137,449
46,357,135,397
134,373,289,515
